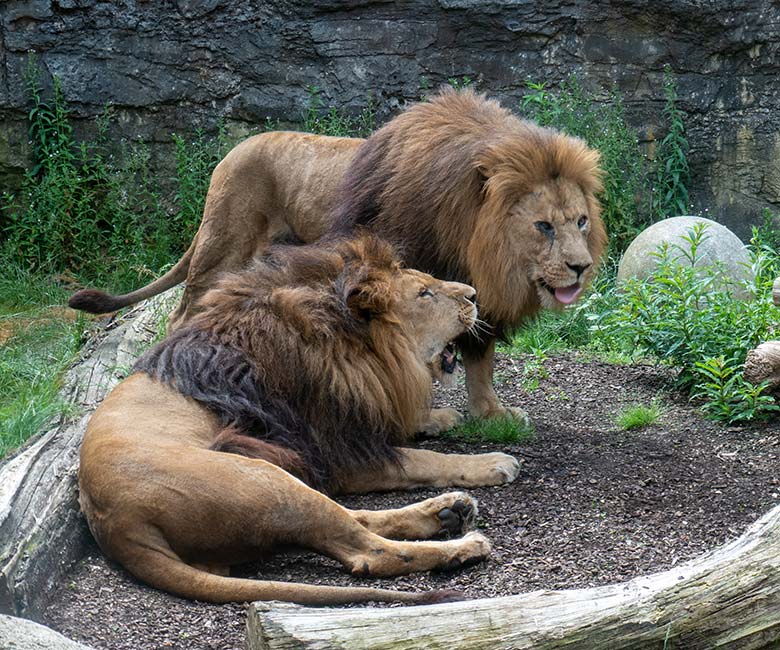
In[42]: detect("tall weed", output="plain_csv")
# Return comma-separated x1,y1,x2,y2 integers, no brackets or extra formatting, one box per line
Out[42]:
303,86,375,137
651,67,690,220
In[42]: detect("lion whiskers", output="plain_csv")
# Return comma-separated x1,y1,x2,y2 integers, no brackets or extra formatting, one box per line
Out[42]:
467,317,493,343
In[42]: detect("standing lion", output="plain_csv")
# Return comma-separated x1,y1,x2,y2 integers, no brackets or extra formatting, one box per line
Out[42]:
70,88,607,427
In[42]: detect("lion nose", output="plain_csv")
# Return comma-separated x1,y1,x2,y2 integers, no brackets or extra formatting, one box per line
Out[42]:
465,289,477,304
567,262,591,278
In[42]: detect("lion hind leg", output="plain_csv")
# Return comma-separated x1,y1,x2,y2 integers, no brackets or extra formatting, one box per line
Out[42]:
117,526,459,606
349,491,478,540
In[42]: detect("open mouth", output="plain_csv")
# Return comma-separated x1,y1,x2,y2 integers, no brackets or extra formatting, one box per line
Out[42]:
539,280,582,305
440,342,458,374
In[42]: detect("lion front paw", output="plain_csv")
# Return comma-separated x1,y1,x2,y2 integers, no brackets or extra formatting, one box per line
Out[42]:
502,406,532,429
470,404,532,430
444,531,492,570
476,452,521,486
419,407,463,435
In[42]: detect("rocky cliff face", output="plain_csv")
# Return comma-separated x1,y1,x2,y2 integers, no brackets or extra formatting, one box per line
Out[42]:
2,0,779,236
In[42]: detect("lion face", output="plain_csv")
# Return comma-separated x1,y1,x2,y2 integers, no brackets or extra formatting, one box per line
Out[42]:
394,269,477,374
505,178,601,311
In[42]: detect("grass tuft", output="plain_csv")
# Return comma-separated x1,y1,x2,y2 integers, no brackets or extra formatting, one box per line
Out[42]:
614,401,664,431
445,414,534,444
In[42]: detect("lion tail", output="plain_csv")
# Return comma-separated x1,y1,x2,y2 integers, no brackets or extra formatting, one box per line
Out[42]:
121,538,463,606
209,427,311,481
68,237,196,314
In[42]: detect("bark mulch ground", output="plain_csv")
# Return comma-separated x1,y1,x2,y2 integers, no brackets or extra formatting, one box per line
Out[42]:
43,352,780,650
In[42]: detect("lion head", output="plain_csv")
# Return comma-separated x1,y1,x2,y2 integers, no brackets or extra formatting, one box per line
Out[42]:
134,234,476,490
332,87,607,332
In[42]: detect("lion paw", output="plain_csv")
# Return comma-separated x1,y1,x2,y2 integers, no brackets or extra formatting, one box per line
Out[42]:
478,452,521,486
471,405,532,430
503,406,532,429
444,531,492,570
419,407,463,436
435,492,478,535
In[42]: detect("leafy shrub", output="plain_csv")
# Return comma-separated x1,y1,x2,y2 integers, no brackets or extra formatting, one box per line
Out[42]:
693,356,779,423
589,222,780,423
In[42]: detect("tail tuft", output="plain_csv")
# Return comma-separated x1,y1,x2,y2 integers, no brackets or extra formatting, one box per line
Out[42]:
414,589,467,605
68,289,124,314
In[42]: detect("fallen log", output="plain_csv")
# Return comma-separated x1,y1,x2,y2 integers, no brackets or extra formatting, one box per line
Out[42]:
248,500,780,649
744,278,780,390
744,341,780,389
0,290,179,618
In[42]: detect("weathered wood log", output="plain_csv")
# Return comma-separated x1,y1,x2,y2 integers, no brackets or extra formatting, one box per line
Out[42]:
743,278,780,390
0,290,179,618
248,500,780,650
744,340,780,390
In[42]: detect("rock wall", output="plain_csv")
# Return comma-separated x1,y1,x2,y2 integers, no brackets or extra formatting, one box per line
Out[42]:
2,0,779,237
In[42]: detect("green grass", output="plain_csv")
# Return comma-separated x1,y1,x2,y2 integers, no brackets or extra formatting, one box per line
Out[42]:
0,267,86,457
613,401,664,431
445,414,534,444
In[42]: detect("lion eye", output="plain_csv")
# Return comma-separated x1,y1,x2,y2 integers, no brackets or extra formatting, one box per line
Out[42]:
577,215,588,229
419,288,433,298
535,221,555,236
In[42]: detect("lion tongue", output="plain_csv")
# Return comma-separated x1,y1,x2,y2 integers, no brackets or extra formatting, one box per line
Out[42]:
554,283,582,305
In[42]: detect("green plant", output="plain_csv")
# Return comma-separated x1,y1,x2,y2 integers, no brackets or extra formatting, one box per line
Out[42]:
447,75,474,90
445,414,534,444
0,276,84,457
2,59,229,293
651,66,690,220
302,86,375,137
172,125,229,249
520,350,549,392
614,400,664,430
693,356,779,423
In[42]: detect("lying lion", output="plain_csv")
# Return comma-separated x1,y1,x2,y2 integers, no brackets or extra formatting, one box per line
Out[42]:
69,88,607,430
78,235,520,605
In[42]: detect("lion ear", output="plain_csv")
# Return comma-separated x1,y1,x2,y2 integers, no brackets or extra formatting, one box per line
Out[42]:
345,279,393,322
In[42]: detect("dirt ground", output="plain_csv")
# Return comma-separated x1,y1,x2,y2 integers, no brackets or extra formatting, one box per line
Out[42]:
43,352,780,650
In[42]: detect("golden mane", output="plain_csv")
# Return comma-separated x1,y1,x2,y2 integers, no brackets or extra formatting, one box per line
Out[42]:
332,87,607,330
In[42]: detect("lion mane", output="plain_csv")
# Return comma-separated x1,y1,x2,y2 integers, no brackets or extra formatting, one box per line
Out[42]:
332,87,608,336
133,235,431,492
